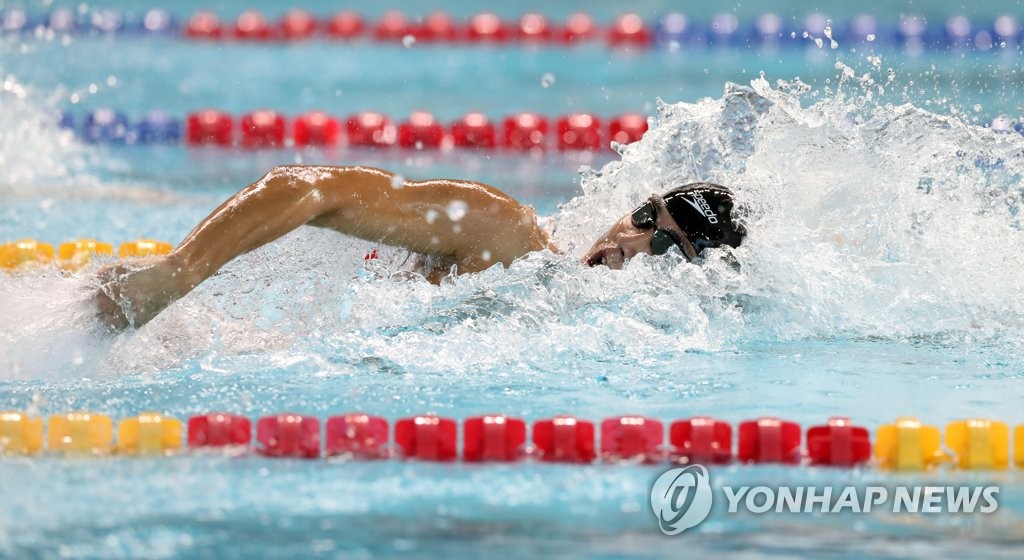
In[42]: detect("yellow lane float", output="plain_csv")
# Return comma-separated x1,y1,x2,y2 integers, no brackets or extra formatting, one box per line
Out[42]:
946,419,1009,470
1015,425,1024,468
48,412,114,455
0,411,44,455
875,417,949,471
0,239,54,271
117,412,183,455
118,239,173,258
58,239,114,271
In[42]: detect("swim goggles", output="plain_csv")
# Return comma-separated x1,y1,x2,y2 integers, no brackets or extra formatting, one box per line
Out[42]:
630,198,689,258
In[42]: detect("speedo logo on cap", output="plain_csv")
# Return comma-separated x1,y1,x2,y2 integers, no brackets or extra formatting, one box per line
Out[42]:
681,192,719,224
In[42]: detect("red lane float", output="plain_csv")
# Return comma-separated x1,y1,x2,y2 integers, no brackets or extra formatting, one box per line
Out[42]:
187,413,252,447
398,111,446,149
327,11,364,40
416,11,458,42
374,10,411,42
563,12,599,42
609,13,651,47
557,113,603,150
609,113,649,145
186,109,233,146
670,416,733,464
467,13,509,42
184,10,221,39
346,112,395,146
394,415,458,461
738,417,803,464
256,413,320,458
293,111,340,147
601,416,663,462
533,416,596,463
451,112,496,148
325,413,389,458
234,10,273,40
503,113,549,151
240,110,286,148
280,9,318,41
807,417,872,466
518,13,552,42
463,415,527,461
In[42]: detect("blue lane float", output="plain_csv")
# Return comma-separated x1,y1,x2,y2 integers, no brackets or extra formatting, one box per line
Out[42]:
1,8,30,33
138,9,177,35
46,8,77,34
81,109,129,144
134,110,182,144
89,10,124,35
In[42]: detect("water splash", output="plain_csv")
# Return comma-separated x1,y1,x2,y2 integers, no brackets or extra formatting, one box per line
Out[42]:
557,66,1024,348
0,75,87,188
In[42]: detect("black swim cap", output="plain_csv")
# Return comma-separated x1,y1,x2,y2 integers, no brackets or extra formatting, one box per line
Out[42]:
662,183,745,254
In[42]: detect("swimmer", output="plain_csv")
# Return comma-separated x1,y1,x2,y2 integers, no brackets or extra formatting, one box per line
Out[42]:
95,165,745,330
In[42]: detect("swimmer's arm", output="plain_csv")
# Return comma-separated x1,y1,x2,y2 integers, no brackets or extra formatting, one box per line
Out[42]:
174,165,551,286
97,165,551,329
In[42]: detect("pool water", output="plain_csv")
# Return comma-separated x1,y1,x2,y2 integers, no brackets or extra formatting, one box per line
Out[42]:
2,1,1024,558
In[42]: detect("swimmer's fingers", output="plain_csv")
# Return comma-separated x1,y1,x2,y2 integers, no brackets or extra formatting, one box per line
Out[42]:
94,286,130,331
92,257,167,331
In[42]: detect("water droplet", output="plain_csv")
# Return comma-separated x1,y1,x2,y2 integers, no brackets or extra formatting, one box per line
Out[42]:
541,73,555,88
402,34,416,48
424,209,438,224
866,33,876,42
390,175,405,189
481,250,492,261
973,104,983,113
446,200,468,221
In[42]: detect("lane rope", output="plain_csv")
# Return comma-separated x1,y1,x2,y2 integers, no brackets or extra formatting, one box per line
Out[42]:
55,109,1024,150
3,8,1023,53
1,411,1020,470
57,109,651,151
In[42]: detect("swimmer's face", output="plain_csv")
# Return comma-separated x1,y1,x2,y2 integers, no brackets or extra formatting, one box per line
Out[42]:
583,194,698,268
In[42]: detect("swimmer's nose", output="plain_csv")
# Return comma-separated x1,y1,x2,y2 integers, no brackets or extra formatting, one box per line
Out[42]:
616,230,652,259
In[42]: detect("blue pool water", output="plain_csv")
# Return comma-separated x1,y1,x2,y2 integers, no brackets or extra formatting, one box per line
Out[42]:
3,0,1024,558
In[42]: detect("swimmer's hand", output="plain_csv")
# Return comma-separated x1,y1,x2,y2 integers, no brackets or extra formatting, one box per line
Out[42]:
94,256,184,331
